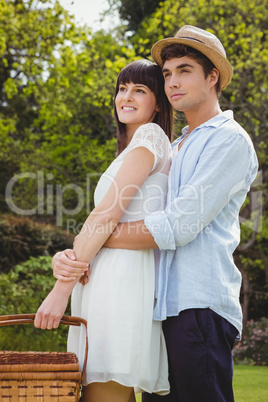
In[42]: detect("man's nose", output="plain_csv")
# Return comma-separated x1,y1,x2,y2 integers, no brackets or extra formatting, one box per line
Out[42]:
169,74,180,88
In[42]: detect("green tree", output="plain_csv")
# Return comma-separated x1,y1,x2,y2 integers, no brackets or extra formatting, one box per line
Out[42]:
1,0,137,229
109,0,163,34
9,28,137,229
0,0,75,208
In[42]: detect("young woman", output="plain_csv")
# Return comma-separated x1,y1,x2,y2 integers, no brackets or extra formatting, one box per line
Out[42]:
35,59,173,402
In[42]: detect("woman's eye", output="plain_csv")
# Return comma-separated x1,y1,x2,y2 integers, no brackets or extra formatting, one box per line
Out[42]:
119,87,126,91
137,89,145,93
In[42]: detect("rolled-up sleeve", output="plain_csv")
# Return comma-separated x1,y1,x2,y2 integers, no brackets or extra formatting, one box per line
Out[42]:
145,211,177,250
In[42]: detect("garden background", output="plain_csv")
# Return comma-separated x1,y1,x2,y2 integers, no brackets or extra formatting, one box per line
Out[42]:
0,0,267,374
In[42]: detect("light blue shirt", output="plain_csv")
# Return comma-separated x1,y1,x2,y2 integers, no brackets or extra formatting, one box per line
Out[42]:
145,111,258,337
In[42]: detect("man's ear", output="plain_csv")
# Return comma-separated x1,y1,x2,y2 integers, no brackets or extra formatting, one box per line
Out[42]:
209,68,220,88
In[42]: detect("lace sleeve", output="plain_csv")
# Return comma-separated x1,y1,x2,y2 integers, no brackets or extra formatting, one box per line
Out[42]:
126,123,170,173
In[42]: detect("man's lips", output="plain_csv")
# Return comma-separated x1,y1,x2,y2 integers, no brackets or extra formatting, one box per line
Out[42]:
170,93,185,100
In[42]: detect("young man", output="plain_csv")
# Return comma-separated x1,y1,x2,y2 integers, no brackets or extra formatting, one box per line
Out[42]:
52,26,258,401
137,26,258,401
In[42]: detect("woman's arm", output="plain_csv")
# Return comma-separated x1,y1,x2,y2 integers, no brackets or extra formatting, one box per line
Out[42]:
73,146,154,261
35,146,155,329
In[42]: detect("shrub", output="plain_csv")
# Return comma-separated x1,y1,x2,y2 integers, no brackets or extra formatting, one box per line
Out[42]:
0,256,71,352
233,318,268,366
0,215,73,273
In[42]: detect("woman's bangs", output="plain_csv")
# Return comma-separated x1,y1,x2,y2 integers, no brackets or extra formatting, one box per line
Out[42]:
118,62,157,93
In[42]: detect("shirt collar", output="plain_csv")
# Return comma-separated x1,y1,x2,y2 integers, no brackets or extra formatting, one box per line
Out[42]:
172,110,234,148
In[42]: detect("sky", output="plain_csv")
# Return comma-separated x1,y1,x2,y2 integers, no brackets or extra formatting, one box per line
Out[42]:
59,0,116,30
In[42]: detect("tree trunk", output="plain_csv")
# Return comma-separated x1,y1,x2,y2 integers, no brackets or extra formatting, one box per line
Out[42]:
239,264,251,328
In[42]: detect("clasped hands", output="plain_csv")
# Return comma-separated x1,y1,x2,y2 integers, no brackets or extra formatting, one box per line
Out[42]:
52,249,90,285
34,249,89,330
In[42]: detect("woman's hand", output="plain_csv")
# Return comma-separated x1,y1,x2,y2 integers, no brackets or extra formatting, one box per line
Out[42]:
34,284,69,330
52,249,89,282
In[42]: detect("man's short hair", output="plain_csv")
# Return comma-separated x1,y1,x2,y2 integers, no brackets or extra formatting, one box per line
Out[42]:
161,44,221,95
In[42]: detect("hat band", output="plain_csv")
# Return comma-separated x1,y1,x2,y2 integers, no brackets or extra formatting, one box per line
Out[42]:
179,36,204,44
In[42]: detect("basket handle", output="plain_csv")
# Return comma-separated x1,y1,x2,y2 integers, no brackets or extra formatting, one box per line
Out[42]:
0,314,88,383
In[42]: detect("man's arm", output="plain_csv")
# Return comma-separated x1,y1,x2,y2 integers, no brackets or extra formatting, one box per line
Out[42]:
145,130,258,250
104,220,158,249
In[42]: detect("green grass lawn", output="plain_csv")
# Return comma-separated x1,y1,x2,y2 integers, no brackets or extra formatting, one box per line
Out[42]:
135,365,268,402
233,365,268,401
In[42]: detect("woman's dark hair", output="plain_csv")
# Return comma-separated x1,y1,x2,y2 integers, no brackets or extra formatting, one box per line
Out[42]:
161,44,221,95
114,59,173,154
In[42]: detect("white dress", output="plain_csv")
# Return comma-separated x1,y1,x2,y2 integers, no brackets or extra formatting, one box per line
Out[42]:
67,123,172,395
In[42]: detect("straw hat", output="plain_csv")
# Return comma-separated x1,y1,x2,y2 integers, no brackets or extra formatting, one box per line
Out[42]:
151,25,233,89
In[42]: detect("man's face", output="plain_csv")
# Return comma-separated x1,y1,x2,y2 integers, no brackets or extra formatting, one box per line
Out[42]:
162,56,213,113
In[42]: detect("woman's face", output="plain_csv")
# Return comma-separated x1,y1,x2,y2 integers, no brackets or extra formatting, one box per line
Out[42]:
115,81,159,136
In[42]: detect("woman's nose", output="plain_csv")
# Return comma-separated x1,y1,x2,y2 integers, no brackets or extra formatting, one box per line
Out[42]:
124,90,134,101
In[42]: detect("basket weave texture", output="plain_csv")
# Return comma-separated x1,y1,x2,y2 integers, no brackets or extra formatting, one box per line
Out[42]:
0,315,88,401
0,380,80,401
0,351,81,401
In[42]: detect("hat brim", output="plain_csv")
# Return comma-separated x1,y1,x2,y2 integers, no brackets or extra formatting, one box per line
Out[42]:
151,37,233,89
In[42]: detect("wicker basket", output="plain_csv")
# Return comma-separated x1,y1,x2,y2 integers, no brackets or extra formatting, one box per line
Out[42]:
0,314,88,401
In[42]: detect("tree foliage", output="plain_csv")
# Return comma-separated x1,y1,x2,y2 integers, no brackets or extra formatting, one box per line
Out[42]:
110,0,162,34
0,0,75,208
0,0,136,228
0,0,73,153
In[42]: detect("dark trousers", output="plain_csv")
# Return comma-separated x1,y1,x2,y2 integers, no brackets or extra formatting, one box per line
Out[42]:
143,308,238,402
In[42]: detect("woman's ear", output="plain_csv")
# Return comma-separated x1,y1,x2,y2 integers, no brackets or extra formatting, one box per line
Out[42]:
156,105,160,112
